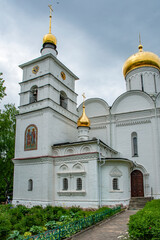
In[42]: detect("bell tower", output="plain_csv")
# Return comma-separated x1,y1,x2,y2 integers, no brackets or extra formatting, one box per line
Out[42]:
13,5,79,206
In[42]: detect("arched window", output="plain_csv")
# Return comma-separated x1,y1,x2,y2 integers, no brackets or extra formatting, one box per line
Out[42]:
30,86,38,103
131,132,138,156
28,179,33,191
60,91,67,109
113,178,118,190
63,178,68,190
77,178,82,190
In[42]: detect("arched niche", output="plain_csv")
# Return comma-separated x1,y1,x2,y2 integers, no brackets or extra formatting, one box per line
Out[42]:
77,98,110,118
111,91,154,114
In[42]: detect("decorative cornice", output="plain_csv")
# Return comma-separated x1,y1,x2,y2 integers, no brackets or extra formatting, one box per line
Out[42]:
57,171,86,176
19,98,78,122
54,153,98,165
91,125,107,129
19,53,79,80
57,191,86,196
116,119,151,127
55,159,89,166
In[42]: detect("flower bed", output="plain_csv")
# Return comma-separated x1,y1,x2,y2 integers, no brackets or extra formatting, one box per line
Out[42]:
0,205,121,240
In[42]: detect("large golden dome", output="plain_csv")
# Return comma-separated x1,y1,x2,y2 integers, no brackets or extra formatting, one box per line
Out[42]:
43,33,57,46
77,105,90,128
123,44,160,77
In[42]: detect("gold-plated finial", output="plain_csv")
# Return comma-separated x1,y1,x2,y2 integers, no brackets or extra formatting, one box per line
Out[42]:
138,33,143,52
82,93,86,106
48,5,53,34
139,33,141,45
77,94,90,128
43,5,57,46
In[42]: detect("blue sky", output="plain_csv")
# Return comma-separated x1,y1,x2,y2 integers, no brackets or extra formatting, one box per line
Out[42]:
0,0,160,107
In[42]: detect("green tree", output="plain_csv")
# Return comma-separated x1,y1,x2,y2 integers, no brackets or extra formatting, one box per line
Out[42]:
0,104,19,201
0,73,6,100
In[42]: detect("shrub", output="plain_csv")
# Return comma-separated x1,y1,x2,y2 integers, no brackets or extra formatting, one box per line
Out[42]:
45,220,57,230
128,199,160,239
7,230,24,240
43,206,56,221
30,225,45,235
0,213,12,239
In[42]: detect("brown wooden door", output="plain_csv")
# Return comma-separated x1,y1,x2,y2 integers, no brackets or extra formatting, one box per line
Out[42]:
131,170,144,197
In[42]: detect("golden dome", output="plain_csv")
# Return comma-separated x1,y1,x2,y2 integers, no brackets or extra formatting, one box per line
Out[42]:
43,33,57,46
77,105,90,128
43,5,57,46
123,44,160,77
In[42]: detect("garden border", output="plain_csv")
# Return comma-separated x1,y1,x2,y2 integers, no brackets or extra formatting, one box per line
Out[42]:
66,208,125,240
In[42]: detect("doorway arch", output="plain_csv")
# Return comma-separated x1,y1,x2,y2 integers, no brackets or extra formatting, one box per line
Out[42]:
131,170,144,197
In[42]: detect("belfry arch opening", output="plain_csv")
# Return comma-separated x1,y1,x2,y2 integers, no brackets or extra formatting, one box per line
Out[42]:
60,91,68,109
30,86,38,103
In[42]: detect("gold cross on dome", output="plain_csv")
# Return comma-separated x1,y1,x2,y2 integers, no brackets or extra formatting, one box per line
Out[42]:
48,5,53,34
82,93,86,106
48,5,53,17
139,33,141,45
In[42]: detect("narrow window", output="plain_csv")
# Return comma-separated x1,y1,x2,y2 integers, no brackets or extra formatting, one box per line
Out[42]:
141,74,144,91
30,86,38,103
28,179,33,191
154,74,157,93
60,91,67,109
129,78,131,90
131,132,138,156
113,178,118,190
77,178,82,190
63,178,68,190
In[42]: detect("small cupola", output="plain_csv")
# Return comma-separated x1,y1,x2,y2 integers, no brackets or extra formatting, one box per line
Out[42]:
77,93,90,141
41,5,58,56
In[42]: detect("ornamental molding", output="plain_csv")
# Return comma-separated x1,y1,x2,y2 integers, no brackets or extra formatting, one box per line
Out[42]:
91,125,107,129
54,157,97,166
57,172,86,176
57,191,86,196
116,119,151,127
13,157,54,165
110,167,122,177
54,153,98,162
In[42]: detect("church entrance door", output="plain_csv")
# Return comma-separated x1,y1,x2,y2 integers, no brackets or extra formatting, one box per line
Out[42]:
131,170,144,197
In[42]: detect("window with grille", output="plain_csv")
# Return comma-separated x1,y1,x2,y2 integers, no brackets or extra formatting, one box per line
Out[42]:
63,178,68,190
113,178,118,190
76,178,82,190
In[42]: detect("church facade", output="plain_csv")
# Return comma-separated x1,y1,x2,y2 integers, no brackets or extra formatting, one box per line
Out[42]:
12,10,160,208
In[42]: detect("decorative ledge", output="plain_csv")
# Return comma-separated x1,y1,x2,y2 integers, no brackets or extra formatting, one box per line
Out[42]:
109,190,123,193
57,171,86,176
57,191,86,196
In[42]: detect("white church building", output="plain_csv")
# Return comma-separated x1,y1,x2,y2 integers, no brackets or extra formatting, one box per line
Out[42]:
12,8,160,208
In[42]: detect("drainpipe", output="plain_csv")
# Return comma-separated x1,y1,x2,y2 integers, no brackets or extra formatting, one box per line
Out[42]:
98,139,105,208
153,96,160,197
109,107,112,148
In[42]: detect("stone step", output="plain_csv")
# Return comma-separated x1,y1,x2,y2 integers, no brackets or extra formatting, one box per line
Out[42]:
128,197,153,210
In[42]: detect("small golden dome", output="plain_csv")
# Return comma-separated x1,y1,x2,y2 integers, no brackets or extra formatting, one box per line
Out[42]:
43,33,57,46
123,44,160,77
77,105,90,128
